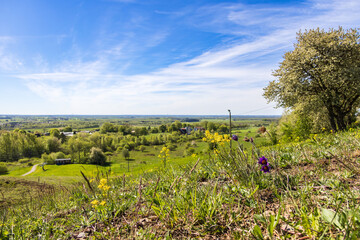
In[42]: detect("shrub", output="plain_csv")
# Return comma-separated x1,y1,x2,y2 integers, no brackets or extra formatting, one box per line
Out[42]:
0,162,8,174
18,158,31,164
167,144,177,151
89,147,107,165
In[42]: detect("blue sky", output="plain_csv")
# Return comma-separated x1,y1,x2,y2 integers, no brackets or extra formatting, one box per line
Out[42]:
0,0,359,115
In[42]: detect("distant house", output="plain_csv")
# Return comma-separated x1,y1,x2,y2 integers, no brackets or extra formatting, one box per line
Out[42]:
55,158,72,165
80,130,91,134
62,132,75,137
194,127,205,131
179,126,192,135
179,128,187,134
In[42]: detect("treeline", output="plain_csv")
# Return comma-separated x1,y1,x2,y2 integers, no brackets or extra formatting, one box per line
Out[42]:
0,125,205,165
100,120,235,135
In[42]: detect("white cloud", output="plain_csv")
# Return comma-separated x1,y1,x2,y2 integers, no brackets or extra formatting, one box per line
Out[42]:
14,0,360,115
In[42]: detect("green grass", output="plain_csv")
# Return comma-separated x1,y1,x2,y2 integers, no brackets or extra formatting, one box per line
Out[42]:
6,126,360,239
30,164,108,177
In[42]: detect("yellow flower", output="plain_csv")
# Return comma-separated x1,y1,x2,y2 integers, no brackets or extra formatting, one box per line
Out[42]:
99,178,107,185
100,201,106,206
89,178,95,183
91,200,99,206
213,149,220,156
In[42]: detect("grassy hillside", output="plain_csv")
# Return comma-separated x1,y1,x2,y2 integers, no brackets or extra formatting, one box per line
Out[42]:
1,129,360,239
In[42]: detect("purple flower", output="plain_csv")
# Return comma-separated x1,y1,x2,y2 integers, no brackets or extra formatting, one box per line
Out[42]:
232,135,238,141
250,138,254,143
258,156,268,165
261,164,270,173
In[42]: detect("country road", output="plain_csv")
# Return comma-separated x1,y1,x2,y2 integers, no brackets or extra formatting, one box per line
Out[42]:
22,164,39,176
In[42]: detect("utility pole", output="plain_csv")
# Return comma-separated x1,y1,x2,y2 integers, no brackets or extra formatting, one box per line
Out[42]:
228,109,232,150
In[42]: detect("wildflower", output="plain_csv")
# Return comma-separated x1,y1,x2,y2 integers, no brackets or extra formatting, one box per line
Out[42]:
232,135,238,141
244,137,250,142
261,164,270,173
98,178,111,192
100,200,106,206
258,156,268,165
91,199,99,207
213,149,220,156
99,178,107,186
159,146,170,168
250,137,254,143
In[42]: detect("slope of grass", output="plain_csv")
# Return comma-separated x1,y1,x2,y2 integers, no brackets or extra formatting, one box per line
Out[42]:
1,129,360,239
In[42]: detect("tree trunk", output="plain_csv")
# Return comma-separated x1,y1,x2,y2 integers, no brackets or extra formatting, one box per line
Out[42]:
335,111,347,131
325,105,338,131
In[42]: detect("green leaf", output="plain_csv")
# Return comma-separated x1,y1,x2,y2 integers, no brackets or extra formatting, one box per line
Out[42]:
252,225,264,240
321,208,344,230
254,214,266,224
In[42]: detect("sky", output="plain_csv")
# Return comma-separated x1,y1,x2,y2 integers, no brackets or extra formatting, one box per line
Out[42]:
0,0,359,115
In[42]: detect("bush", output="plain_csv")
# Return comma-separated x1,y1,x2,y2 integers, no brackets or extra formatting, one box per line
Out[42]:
0,162,8,174
18,158,31,164
89,147,107,165
167,144,177,151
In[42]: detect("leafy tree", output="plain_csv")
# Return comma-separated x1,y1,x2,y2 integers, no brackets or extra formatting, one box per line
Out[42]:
62,126,72,132
150,127,159,133
264,27,360,131
100,122,117,133
89,147,107,165
49,128,60,138
207,122,217,131
122,148,130,159
218,124,229,133
122,148,131,171
159,124,167,133
46,137,61,153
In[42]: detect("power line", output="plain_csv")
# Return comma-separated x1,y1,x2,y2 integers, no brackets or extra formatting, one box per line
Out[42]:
237,104,279,115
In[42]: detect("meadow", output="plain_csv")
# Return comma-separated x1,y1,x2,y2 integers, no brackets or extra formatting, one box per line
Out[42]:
1,116,359,239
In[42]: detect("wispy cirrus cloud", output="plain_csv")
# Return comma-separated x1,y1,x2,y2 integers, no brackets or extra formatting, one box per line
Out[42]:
14,0,360,115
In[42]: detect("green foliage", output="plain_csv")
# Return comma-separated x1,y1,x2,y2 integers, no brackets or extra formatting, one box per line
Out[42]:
89,147,107,165
2,128,360,239
0,131,44,162
49,128,60,138
264,27,360,131
0,162,8,174
46,137,61,153
62,126,72,132
122,149,130,159
42,151,66,164
100,122,118,133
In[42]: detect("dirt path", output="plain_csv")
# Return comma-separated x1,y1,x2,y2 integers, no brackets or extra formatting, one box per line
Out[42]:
22,164,39,176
